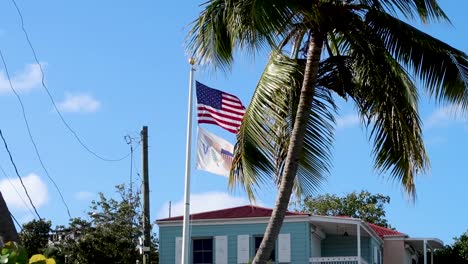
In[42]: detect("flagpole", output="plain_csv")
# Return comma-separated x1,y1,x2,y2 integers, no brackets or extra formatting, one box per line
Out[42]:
181,58,195,264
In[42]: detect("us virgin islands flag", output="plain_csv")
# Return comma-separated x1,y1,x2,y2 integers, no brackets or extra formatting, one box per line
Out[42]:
196,127,234,177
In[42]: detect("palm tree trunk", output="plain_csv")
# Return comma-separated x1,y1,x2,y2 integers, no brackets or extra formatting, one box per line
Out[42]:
253,33,324,263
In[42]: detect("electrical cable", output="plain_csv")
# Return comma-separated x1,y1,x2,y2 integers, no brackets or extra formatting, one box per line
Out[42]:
10,212,23,232
10,0,130,162
0,164,36,218
0,129,41,220
0,49,72,219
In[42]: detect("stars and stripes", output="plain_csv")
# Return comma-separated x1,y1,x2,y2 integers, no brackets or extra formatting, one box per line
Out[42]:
196,81,246,134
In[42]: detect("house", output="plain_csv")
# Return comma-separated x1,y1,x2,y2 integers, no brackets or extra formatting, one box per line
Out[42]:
0,192,19,246
380,232,443,264
157,205,443,264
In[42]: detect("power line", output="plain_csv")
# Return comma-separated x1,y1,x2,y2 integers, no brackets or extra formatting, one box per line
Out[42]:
0,129,41,220
10,212,23,232
0,164,36,218
0,49,72,219
10,0,131,163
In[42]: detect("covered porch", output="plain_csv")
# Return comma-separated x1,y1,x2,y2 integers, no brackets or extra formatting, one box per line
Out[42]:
309,215,383,264
405,238,444,264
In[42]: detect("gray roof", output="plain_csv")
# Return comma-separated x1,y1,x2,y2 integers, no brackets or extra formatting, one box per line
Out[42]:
0,192,19,243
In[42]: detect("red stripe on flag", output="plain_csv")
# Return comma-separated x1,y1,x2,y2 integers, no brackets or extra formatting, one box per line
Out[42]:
198,119,238,134
197,106,244,122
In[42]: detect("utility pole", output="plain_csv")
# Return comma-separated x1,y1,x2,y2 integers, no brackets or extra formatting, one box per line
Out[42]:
141,126,151,264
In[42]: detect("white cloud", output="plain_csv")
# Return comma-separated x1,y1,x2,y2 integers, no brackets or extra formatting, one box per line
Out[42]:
74,191,95,201
57,93,101,113
0,173,49,210
157,192,262,219
336,114,360,130
0,63,42,94
425,104,467,128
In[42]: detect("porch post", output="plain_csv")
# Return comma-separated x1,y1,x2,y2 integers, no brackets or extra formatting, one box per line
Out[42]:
431,248,434,264
357,223,361,264
423,239,427,264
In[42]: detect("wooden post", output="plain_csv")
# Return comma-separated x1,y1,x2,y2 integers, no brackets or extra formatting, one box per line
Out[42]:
142,126,151,264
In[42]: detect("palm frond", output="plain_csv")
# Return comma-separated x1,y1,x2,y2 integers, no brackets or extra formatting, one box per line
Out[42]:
186,0,234,70
230,52,336,200
186,0,296,70
356,0,449,23
340,21,430,197
366,9,468,110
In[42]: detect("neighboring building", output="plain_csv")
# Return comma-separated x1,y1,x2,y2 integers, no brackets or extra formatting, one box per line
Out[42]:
48,228,82,245
157,205,385,264
0,191,19,245
157,205,443,264
381,234,443,264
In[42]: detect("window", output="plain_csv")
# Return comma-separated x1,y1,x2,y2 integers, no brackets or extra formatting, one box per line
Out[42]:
193,238,213,264
254,236,275,262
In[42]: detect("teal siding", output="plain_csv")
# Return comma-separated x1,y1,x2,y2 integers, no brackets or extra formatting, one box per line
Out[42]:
159,221,310,264
368,236,382,264
321,235,371,262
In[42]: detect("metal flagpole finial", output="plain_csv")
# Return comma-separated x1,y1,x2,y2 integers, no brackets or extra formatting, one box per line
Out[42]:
188,57,196,66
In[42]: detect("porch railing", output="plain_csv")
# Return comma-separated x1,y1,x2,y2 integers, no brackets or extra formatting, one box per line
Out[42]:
310,256,369,264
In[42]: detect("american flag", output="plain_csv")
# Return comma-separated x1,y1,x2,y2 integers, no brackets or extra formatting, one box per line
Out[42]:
196,81,246,134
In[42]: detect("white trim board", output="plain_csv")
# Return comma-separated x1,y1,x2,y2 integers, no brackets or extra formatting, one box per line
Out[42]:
157,215,310,227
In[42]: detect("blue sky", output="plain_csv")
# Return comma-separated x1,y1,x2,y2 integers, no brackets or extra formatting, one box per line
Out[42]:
0,0,466,245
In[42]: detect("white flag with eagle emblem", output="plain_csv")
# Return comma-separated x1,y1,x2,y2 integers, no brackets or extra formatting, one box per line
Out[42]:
196,127,234,177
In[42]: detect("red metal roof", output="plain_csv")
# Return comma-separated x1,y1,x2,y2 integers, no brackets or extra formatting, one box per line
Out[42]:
320,215,406,239
367,223,406,238
157,205,406,239
157,205,309,222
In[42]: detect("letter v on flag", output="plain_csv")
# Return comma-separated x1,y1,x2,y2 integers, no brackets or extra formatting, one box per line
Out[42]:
196,127,234,177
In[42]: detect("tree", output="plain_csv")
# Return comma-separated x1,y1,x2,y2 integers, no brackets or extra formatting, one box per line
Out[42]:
19,219,52,257
435,230,468,263
188,0,468,262
297,191,390,227
50,184,159,264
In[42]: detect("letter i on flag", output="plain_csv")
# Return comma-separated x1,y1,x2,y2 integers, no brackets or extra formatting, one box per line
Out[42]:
196,81,246,134
196,127,234,177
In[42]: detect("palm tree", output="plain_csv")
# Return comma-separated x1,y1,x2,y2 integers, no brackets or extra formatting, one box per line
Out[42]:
188,0,468,263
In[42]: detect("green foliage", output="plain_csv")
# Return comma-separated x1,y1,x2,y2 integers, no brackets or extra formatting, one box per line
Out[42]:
458,232,468,260
50,184,159,264
0,242,54,264
189,0,468,201
230,52,336,199
0,242,28,264
297,191,391,227
19,220,51,257
436,230,468,263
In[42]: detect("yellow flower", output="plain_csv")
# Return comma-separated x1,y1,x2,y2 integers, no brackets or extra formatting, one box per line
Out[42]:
29,254,56,264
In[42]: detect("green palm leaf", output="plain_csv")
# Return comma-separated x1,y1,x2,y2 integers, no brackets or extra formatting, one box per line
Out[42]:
230,52,336,200
186,0,296,70
339,18,429,196
357,0,449,23
365,10,468,109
